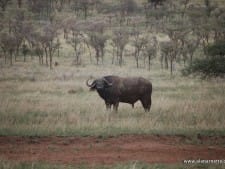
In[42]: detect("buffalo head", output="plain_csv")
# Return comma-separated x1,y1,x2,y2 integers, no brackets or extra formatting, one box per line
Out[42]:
86,77,112,91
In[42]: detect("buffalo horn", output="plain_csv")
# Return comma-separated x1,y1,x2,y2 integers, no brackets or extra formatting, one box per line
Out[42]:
86,78,95,88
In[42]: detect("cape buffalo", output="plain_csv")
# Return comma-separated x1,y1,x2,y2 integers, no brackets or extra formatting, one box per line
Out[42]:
86,75,152,112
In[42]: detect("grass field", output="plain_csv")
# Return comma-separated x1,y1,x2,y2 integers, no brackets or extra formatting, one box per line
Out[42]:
1,160,225,169
0,54,225,137
1,1,225,168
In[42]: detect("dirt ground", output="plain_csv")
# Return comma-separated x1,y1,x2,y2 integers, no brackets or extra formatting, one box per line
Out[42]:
0,135,225,165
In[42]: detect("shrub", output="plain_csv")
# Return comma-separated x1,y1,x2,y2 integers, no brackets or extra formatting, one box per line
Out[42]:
206,41,225,57
182,55,225,78
182,41,225,78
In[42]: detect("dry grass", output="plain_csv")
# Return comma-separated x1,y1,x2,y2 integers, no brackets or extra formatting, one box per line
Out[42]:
0,160,224,169
0,54,225,137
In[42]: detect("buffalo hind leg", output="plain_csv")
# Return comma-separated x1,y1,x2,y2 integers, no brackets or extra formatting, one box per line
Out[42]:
113,102,119,112
140,97,151,112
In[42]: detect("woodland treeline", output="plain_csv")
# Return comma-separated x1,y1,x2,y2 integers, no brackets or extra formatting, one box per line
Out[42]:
0,0,225,76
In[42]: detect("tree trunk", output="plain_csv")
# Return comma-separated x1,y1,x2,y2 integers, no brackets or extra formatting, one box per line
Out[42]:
119,55,122,66
183,57,186,66
15,47,19,62
112,46,115,64
4,51,7,64
96,48,99,65
116,47,119,64
136,57,139,68
64,29,68,39
84,6,88,19
41,55,43,64
148,55,151,71
18,0,22,8
119,48,123,67
86,43,92,63
45,48,48,66
15,53,17,62
50,54,53,69
170,58,173,76
10,52,13,66
39,55,41,65
24,54,26,62
57,46,60,57
160,55,163,69
190,54,193,66
136,50,140,68
164,55,168,69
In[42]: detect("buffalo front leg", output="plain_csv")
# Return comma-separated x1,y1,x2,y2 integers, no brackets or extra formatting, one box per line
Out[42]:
105,101,112,110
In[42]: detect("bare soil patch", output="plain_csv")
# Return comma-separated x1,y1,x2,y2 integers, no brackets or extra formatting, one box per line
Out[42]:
0,135,225,165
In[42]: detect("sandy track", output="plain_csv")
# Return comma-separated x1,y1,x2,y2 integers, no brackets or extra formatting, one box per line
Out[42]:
0,135,225,165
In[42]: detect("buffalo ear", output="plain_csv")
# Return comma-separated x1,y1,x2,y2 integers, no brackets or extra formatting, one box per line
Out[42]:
103,78,112,88
104,84,111,88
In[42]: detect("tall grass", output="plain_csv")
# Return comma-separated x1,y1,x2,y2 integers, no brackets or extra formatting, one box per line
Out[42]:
0,57,225,137
0,160,224,169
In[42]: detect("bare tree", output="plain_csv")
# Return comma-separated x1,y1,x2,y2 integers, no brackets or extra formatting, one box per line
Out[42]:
0,0,11,11
66,18,84,65
28,0,55,20
143,36,158,71
72,0,95,19
34,44,44,65
187,2,218,54
32,23,60,69
7,9,35,62
160,41,169,69
204,0,216,17
112,27,129,66
88,32,107,65
131,28,148,68
17,0,22,8
86,21,108,65
0,32,7,64
211,8,225,42
22,43,29,62
180,0,190,17
147,0,166,9
45,24,59,69
54,0,66,12
180,38,200,66
0,32,16,65
143,0,167,30
161,41,179,76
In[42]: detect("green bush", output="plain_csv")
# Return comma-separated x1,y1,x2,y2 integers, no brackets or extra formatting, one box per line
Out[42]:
182,55,225,78
206,41,225,57
183,41,225,78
